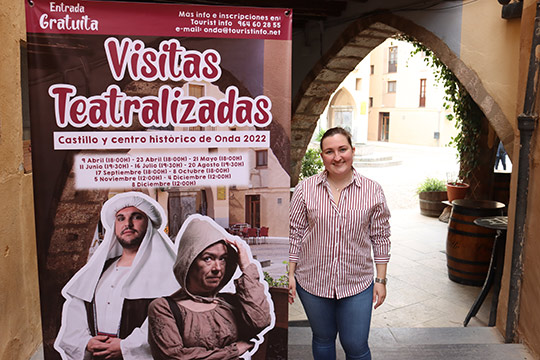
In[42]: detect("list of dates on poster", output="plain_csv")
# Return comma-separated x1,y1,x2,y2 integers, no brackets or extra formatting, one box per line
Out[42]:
75,152,249,189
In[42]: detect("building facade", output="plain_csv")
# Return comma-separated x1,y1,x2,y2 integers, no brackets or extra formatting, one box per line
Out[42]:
321,37,458,148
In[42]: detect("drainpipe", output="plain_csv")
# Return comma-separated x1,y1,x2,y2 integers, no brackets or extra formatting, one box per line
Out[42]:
505,1,540,344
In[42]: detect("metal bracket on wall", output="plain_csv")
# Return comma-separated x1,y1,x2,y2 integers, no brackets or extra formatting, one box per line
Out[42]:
501,1,523,19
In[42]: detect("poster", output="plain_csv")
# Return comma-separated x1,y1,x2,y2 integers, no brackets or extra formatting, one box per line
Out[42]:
25,1,292,358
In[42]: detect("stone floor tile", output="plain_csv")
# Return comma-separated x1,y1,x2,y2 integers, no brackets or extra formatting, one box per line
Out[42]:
372,302,446,327
384,286,432,308
388,327,503,345
385,275,409,291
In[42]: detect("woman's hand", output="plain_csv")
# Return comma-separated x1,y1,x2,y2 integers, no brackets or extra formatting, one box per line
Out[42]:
226,238,251,271
373,283,386,309
236,340,254,355
288,275,296,304
288,261,297,304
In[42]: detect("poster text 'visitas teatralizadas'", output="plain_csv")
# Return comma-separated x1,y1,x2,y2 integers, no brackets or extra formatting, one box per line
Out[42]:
50,38,272,129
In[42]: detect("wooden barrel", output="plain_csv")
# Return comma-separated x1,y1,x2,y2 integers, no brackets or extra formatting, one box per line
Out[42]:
446,199,505,286
419,191,448,217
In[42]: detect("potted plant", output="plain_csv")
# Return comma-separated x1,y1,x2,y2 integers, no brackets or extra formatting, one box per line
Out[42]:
416,177,448,217
446,175,470,203
263,269,288,329
252,265,288,360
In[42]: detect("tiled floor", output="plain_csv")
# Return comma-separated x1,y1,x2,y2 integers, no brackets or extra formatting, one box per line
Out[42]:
374,208,492,328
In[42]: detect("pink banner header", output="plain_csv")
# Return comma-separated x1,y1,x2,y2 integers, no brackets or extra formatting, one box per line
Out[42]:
26,0,292,40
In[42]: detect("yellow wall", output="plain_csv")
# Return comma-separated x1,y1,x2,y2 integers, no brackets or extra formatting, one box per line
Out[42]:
460,0,521,137
0,0,43,359
386,109,454,147
509,0,540,356
461,0,540,357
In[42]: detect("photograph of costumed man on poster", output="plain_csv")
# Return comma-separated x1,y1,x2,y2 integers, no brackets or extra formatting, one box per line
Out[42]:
55,192,179,359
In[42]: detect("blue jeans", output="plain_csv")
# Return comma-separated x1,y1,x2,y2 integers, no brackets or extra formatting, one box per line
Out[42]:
296,281,373,360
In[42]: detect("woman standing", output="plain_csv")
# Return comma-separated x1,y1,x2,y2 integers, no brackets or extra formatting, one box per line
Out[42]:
289,127,391,360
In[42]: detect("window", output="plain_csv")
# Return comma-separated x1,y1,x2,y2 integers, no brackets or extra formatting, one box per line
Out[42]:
188,84,205,130
255,150,268,168
189,84,204,98
419,78,426,107
387,81,396,93
369,97,373,107
370,65,374,75
388,46,398,73
355,78,362,91
331,106,353,133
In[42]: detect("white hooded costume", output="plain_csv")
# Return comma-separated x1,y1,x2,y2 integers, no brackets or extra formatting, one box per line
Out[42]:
54,192,180,360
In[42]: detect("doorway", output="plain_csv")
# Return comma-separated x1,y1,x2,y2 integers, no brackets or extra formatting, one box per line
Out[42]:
245,194,261,228
379,112,390,142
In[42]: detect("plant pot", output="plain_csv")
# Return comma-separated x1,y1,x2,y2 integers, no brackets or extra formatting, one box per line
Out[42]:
446,183,470,203
269,287,288,329
252,287,288,360
418,191,448,217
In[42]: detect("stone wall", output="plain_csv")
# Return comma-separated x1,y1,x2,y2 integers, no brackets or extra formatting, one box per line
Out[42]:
0,0,43,359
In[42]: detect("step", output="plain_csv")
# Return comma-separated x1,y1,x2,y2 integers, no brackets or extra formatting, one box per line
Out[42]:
31,327,535,360
355,154,394,162
252,255,271,268
259,259,271,268
353,144,375,156
354,159,402,167
353,152,402,167
289,327,535,360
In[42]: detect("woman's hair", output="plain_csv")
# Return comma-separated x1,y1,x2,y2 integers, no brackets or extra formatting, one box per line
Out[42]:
320,127,353,150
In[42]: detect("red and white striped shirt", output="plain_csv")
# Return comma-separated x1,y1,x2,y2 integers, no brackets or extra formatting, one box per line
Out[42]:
289,169,391,299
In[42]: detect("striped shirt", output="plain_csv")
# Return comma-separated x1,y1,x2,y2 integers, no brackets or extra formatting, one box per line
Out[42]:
289,169,391,299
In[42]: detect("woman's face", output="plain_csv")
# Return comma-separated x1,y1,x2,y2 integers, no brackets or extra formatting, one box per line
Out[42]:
320,134,355,177
186,242,228,296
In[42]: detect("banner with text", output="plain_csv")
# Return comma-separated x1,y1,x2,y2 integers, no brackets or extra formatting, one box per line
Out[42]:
26,1,291,358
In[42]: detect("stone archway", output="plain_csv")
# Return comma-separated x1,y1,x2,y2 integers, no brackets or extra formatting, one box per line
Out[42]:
291,13,514,185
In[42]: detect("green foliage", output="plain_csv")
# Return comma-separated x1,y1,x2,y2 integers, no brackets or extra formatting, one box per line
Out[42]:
264,272,289,288
314,128,326,142
396,34,482,180
263,261,289,288
416,177,447,194
300,148,324,180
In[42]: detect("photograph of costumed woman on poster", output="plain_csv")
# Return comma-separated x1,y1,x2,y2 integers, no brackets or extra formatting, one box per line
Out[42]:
148,214,274,359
